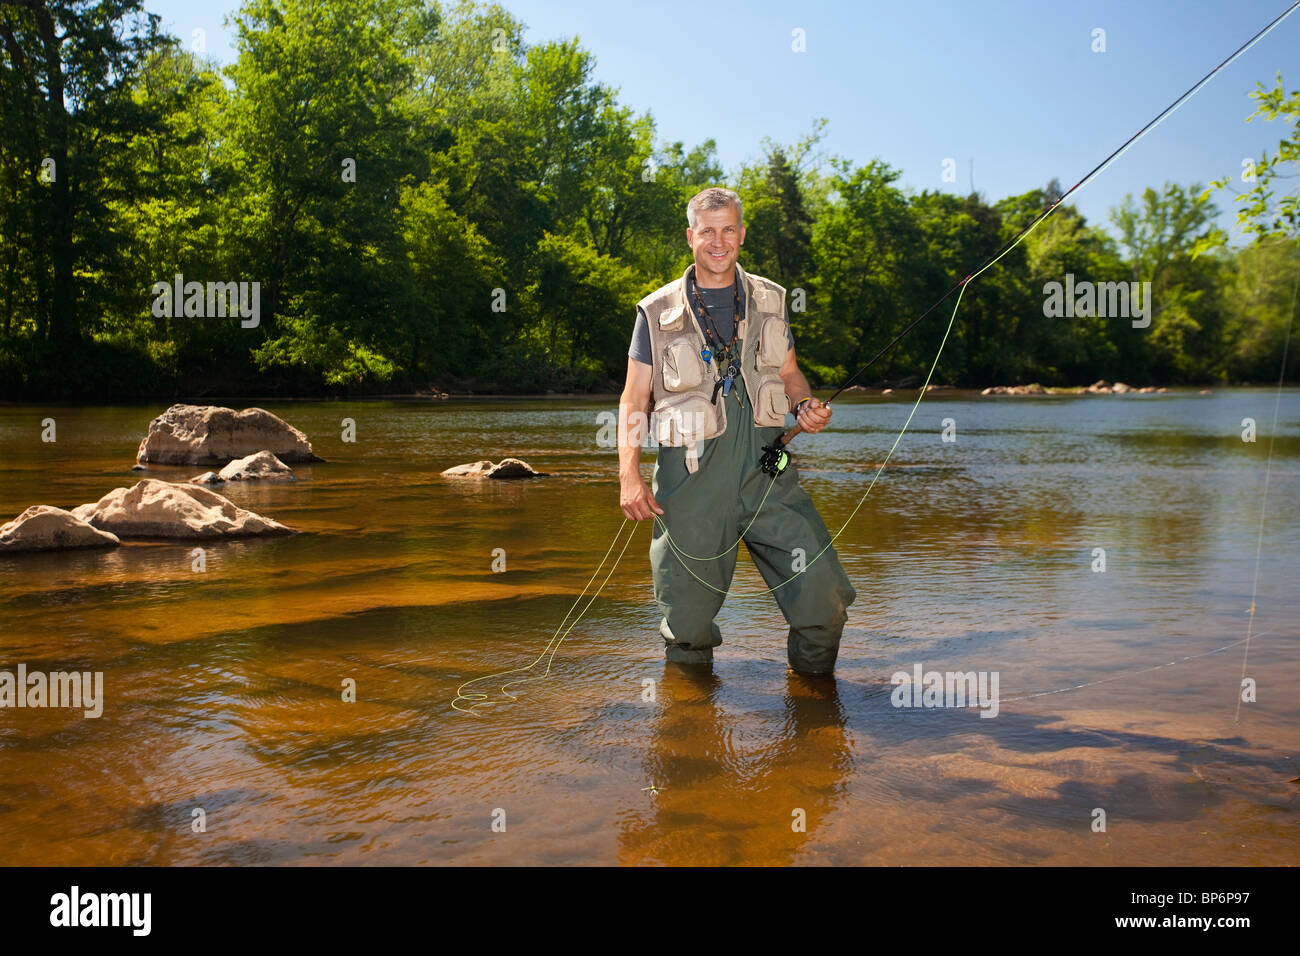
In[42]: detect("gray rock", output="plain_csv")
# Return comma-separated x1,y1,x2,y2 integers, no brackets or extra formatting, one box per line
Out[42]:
217,450,296,482
72,479,295,538
441,457,548,479
136,404,320,465
0,505,121,553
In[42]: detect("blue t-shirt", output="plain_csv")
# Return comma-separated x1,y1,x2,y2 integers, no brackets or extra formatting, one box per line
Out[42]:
629,269,793,365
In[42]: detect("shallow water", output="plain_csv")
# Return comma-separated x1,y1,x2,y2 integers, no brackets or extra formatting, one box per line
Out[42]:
0,389,1296,865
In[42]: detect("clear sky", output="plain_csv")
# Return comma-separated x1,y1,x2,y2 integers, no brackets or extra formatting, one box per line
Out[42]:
145,0,1299,240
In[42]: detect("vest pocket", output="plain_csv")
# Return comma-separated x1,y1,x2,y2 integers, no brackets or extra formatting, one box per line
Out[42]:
754,374,789,427
655,393,718,445
663,338,705,391
758,314,789,368
658,304,687,333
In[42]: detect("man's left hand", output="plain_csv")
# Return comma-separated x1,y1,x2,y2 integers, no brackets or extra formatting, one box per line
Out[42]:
796,397,832,434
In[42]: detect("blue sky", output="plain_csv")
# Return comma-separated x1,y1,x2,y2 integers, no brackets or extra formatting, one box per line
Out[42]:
146,0,1298,241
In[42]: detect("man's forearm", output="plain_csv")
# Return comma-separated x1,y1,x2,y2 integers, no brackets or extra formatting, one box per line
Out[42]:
781,367,813,411
617,398,645,480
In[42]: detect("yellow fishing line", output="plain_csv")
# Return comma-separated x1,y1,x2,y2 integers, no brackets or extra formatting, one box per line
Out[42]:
446,3,1300,713
651,464,782,562
653,205,1058,598
450,206,1061,712
452,517,640,715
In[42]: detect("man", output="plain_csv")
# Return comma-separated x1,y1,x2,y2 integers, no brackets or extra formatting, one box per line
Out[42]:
618,187,857,675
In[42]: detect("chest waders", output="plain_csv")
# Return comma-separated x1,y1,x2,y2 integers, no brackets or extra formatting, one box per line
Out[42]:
645,273,857,674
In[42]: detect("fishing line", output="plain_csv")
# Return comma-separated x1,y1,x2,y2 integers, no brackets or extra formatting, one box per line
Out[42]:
998,633,1269,705
655,282,965,596
1235,271,1298,724
653,464,782,563
451,518,639,714
655,0,1300,595
822,0,1300,406
657,213,1044,597
451,1,1299,710
877,632,1279,715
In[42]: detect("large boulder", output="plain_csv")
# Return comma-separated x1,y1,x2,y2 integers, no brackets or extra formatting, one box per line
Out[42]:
136,404,320,465
441,457,548,479
217,450,296,482
0,506,121,553
72,479,295,539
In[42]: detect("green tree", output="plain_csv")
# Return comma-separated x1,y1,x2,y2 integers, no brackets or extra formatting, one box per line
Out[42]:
740,148,815,287
998,183,1123,383
1110,182,1221,381
809,158,925,384
0,0,169,343
226,0,433,386
1200,73,1299,244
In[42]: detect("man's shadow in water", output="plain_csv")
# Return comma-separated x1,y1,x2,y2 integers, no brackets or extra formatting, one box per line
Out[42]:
617,664,855,865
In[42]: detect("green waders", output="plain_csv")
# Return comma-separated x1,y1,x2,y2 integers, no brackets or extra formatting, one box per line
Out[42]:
649,376,857,673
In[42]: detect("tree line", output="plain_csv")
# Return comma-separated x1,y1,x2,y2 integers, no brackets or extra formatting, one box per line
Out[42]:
1,0,1296,400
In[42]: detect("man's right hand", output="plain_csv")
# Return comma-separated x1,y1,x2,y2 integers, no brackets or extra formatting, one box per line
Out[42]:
620,476,664,521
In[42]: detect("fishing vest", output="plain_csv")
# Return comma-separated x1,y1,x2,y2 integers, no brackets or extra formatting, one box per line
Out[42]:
638,262,791,474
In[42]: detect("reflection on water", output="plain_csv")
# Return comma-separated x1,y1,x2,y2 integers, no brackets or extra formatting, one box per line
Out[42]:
0,390,1297,864
618,669,854,866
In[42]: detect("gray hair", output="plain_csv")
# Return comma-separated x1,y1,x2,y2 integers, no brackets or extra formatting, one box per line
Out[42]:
687,187,743,230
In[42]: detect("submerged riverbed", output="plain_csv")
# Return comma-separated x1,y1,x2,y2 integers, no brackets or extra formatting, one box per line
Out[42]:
0,389,1296,865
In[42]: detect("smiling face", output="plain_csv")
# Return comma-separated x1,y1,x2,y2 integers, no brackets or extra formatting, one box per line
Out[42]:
687,203,745,288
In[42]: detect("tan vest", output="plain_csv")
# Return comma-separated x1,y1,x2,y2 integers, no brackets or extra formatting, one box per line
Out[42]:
638,262,791,473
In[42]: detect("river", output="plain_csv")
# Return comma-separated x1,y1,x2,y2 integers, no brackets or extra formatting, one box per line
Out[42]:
0,389,1296,864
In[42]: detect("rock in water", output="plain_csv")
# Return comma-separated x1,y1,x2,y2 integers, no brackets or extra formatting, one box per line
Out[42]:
441,457,548,479
0,506,121,553
441,459,496,477
217,450,296,482
486,457,546,478
72,479,295,538
136,404,319,465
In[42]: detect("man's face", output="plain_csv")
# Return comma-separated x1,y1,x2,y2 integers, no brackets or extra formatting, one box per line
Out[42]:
686,204,745,286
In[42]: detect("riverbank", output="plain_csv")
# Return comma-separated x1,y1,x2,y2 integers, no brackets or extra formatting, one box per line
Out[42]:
0,382,1231,405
